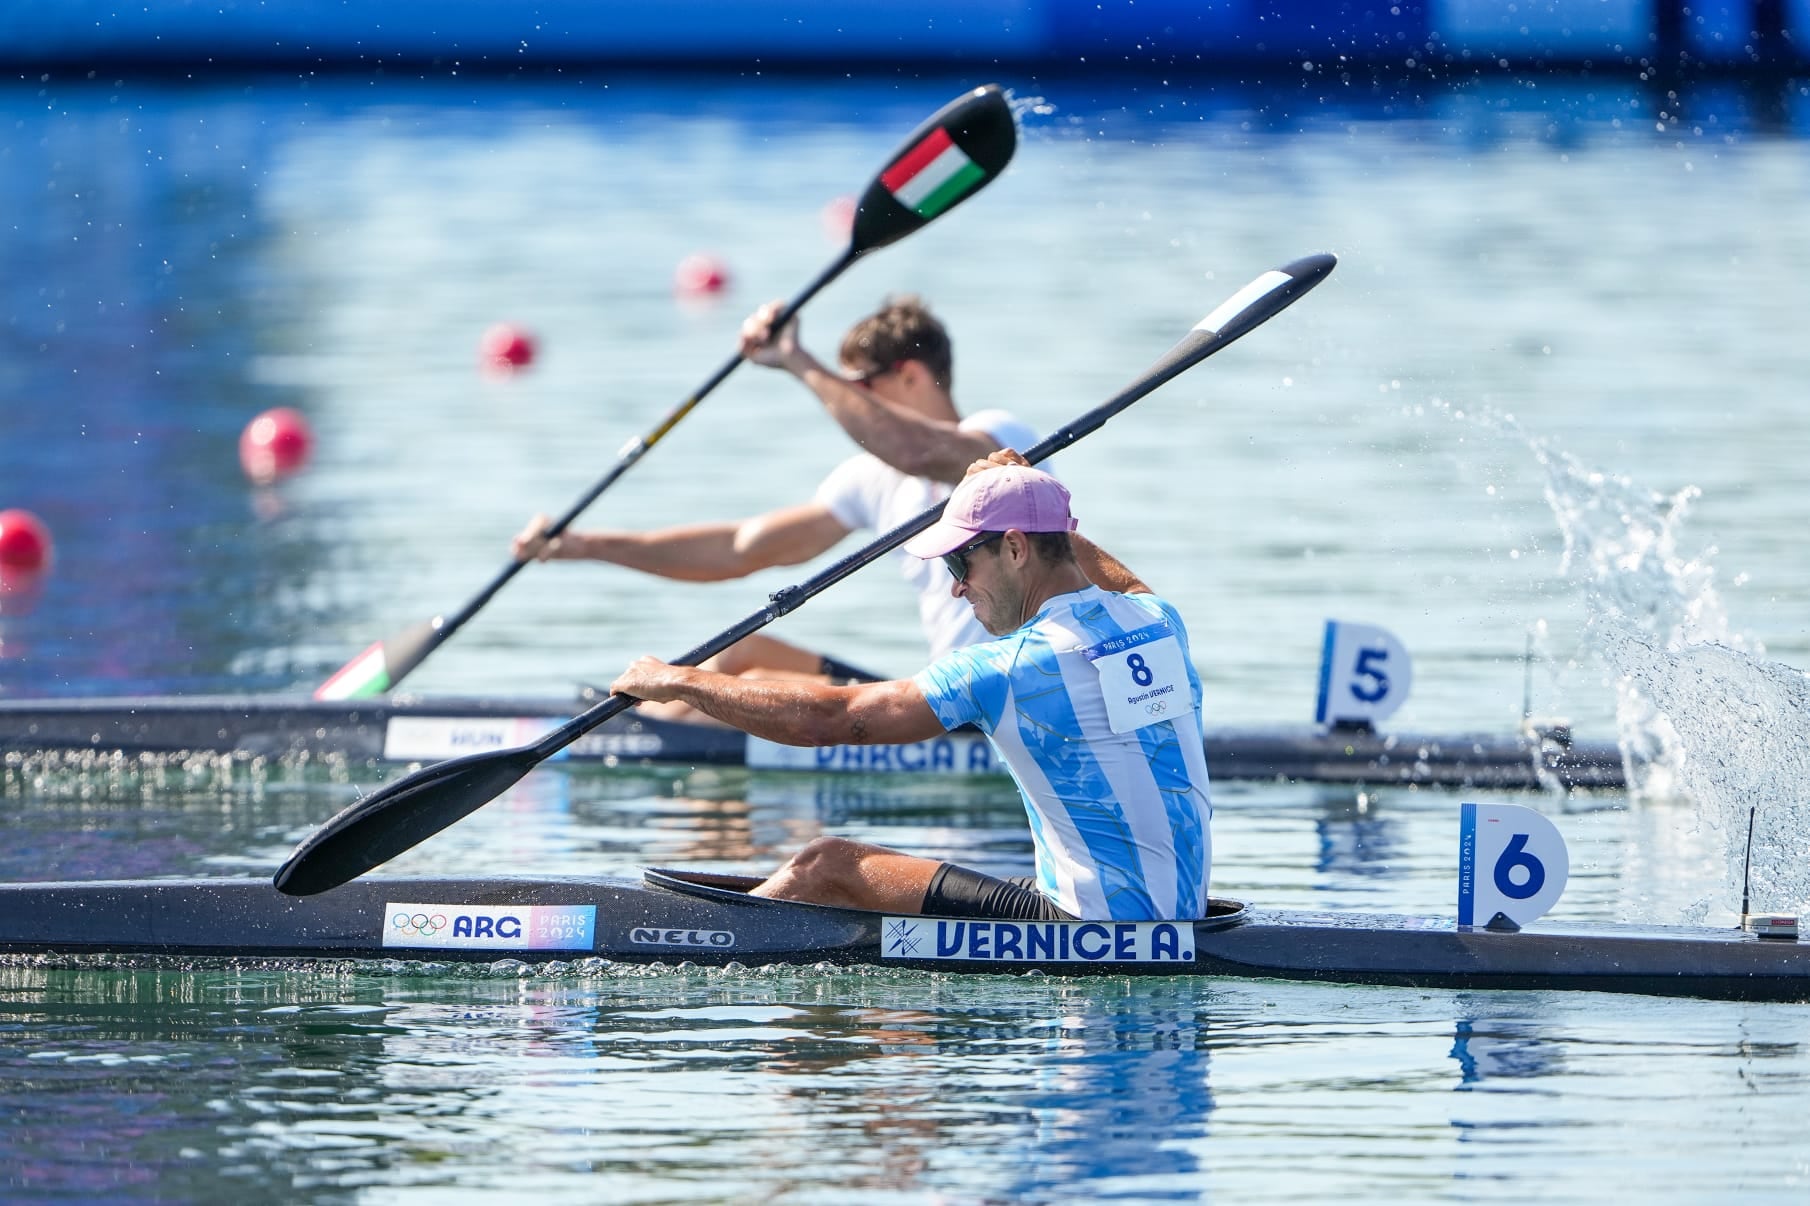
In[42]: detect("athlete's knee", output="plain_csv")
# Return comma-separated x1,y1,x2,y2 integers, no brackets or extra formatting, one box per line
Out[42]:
779,836,866,889
788,835,864,872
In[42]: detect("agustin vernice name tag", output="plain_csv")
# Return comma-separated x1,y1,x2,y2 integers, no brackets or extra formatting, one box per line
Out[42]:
881,917,1196,963
1079,621,1189,734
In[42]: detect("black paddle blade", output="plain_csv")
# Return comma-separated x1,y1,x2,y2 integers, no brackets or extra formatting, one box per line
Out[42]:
851,84,1016,255
1200,253,1337,347
273,745,541,895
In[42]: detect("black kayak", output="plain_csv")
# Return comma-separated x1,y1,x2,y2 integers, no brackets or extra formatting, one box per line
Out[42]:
0,868,1801,1002
0,692,1626,790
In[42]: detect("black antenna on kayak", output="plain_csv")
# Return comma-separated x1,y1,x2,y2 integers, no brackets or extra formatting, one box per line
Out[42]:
1737,807,1798,939
1740,805,1757,922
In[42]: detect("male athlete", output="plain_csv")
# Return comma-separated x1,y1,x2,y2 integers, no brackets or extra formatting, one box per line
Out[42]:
610,452,1212,922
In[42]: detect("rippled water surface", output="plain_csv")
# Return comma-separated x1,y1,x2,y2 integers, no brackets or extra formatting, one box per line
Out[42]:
5,70,1810,1200
3,768,1809,1202
0,750,1805,1201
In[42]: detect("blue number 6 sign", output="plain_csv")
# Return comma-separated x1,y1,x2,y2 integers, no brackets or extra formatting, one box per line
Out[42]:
1458,802,1569,928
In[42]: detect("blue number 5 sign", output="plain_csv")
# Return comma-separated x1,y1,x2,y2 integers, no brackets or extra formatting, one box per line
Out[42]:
1315,620,1413,726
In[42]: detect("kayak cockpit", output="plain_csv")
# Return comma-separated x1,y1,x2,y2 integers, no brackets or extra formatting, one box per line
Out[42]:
643,867,1250,930
645,868,767,895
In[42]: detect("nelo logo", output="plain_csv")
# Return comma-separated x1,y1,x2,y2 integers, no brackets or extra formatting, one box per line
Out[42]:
629,927,736,948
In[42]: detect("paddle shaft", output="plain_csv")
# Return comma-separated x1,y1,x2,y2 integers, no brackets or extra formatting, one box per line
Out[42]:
529,254,1339,760
430,250,857,644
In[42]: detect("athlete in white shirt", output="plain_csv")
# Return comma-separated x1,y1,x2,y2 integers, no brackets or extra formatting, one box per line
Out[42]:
515,296,1034,688
610,451,1213,923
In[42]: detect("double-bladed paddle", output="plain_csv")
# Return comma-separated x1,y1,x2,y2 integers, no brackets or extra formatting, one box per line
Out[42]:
275,252,1338,896
313,83,1020,701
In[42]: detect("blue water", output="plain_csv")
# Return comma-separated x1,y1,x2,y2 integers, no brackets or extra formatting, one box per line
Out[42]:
5,71,1810,1200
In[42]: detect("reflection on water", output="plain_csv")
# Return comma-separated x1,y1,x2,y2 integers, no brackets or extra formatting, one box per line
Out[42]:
1313,788,1406,884
0,962,389,1198
2,809,1808,1199
1450,1016,1561,1084
0,962,1216,1199
1440,993,1810,1200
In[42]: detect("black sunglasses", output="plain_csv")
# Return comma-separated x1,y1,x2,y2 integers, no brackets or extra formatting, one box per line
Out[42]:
942,532,1004,583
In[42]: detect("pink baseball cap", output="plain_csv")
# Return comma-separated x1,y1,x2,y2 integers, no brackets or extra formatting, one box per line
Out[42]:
904,465,1078,559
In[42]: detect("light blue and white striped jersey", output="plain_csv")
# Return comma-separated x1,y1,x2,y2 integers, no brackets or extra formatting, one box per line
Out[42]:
912,585,1212,921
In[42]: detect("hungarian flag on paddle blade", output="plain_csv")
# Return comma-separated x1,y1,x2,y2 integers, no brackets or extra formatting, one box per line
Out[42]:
316,617,442,700
849,84,1014,254
880,126,988,219
314,641,390,700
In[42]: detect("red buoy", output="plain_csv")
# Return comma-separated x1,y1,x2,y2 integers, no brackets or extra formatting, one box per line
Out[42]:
674,253,731,297
239,407,313,484
0,509,52,572
480,323,537,375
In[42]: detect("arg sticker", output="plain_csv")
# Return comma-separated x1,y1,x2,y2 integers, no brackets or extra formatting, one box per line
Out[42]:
1314,619,1412,727
880,917,1195,963
382,903,596,951
1457,802,1569,929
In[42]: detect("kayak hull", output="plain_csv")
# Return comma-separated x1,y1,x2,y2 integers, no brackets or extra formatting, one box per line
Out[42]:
0,870,1801,1002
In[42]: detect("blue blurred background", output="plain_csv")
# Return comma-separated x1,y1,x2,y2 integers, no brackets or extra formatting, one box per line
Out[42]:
3,1,1808,78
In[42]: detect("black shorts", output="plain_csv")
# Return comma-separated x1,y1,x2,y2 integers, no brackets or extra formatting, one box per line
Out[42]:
922,863,1078,921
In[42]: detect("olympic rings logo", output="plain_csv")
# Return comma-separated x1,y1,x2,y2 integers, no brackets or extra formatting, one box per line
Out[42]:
1144,701,1168,716
390,910,449,937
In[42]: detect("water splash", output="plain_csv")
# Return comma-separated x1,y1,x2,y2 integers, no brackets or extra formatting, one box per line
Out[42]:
1529,435,1810,918
1533,440,1745,653
1587,625,1810,917
1419,401,1810,917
